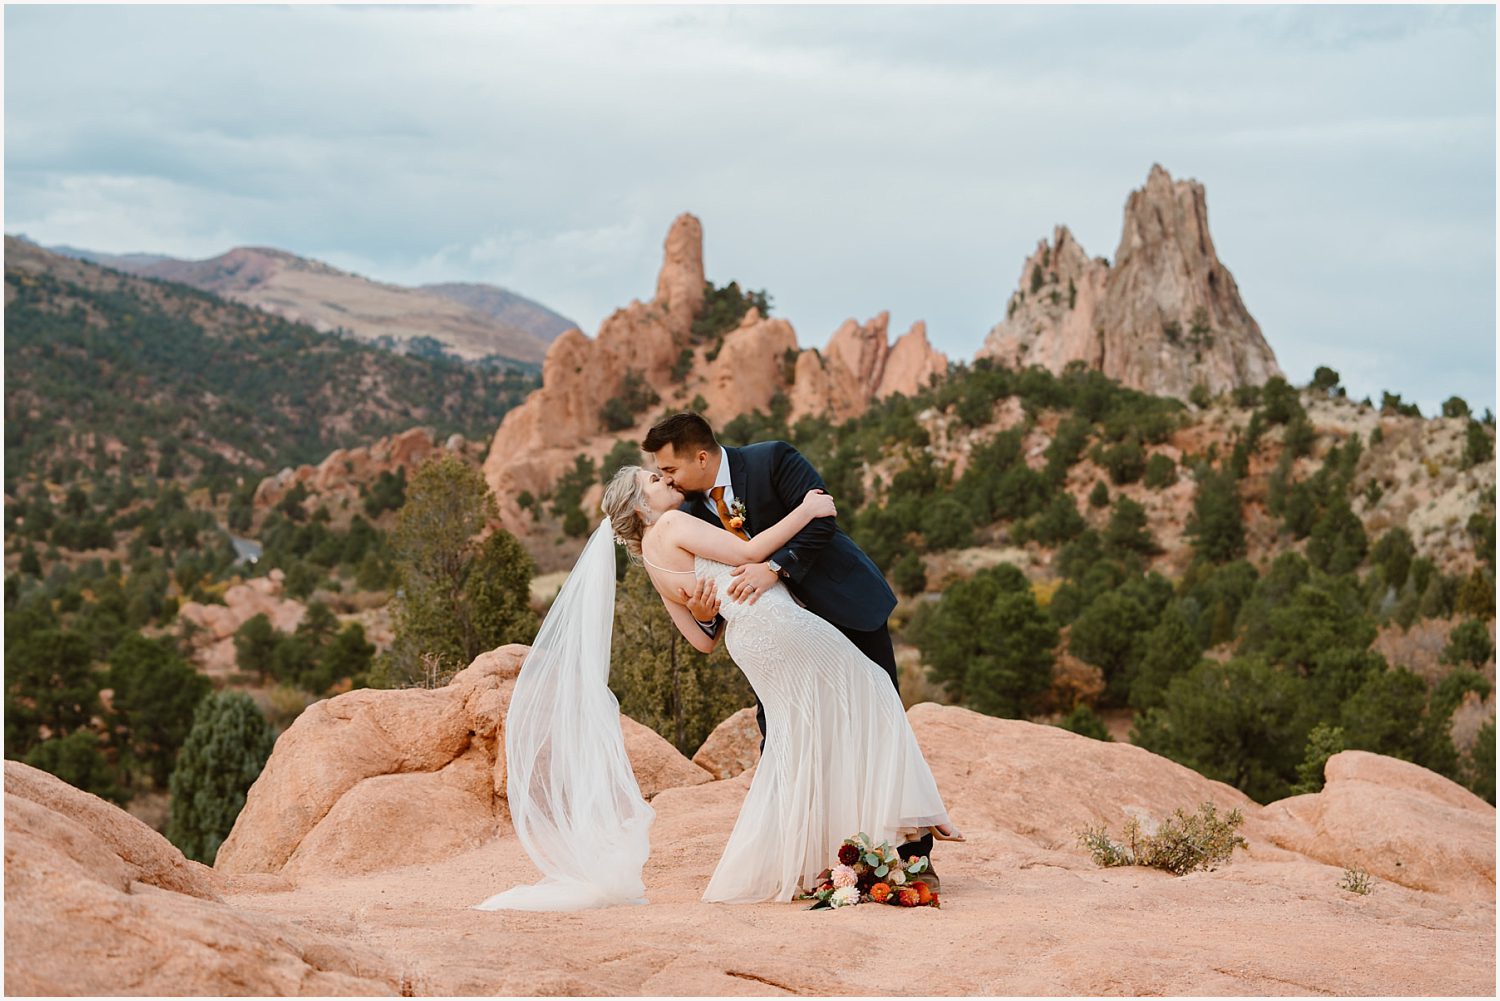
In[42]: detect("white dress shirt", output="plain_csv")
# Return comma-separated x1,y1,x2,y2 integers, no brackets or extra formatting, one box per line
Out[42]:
710,447,736,510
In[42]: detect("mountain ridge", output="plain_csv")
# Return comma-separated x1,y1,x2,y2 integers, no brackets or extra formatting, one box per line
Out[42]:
28,237,577,367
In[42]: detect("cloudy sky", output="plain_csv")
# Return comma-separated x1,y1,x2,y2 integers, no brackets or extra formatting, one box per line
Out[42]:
6,4,1495,414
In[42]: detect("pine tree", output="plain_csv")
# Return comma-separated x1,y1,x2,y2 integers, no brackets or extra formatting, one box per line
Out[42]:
167,692,274,864
377,455,538,687
1129,604,1203,709
23,729,125,804
107,632,211,787
915,563,1057,716
1185,466,1245,563
1130,657,1310,803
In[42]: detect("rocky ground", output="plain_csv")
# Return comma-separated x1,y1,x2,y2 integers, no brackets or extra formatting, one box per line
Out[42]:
6,645,1493,996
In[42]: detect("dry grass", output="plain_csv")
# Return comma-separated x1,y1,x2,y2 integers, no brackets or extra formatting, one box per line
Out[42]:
1078,801,1248,875
1339,866,1375,895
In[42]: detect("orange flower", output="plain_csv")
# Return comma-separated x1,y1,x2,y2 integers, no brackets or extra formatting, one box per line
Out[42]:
912,880,934,905
869,882,892,903
728,516,745,529
897,887,921,907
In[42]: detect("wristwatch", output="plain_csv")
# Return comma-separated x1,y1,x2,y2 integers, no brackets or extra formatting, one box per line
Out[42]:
767,558,786,579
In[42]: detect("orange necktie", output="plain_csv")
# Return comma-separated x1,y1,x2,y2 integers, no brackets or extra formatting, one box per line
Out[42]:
709,486,751,541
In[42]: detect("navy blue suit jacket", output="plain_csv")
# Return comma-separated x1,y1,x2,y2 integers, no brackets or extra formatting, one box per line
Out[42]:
684,441,896,633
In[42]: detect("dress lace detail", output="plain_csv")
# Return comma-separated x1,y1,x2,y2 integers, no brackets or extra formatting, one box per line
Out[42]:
692,556,950,903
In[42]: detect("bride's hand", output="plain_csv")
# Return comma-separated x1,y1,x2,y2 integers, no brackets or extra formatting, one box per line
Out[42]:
801,489,837,520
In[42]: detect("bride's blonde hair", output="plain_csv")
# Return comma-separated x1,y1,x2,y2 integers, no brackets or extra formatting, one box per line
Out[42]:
601,465,649,563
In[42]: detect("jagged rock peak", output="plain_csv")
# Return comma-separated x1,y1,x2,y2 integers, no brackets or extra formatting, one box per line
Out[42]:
980,164,1282,402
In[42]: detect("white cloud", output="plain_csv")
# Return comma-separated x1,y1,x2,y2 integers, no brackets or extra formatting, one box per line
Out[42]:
3,3,1493,414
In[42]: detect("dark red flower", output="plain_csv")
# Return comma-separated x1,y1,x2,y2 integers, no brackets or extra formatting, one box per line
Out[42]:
837,844,861,866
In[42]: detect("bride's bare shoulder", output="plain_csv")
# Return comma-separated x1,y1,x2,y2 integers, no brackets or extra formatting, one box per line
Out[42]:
654,509,692,531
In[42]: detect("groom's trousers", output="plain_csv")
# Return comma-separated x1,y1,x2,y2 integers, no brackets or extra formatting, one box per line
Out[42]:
751,620,937,864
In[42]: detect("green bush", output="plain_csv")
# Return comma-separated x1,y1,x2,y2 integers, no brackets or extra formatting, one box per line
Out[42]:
892,551,927,597
1306,497,1368,575
1185,467,1245,563
1067,585,1159,705
167,691,275,864
1310,366,1341,394
1442,619,1494,668
376,455,538,687
107,633,211,787
1099,437,1147,485
914,563,1057,716
1131,657,1310,803
1143,453,1178,489
1261,377,1303,425
690,280,772,344
1103,496,1161,560
1055,703,1111,741
1128,604,1203,709
1078,802,1247,875
1463,420,1494,469
23,730,125,805
1290,722,1348,794
599,372,660,432
1463,719,1494,804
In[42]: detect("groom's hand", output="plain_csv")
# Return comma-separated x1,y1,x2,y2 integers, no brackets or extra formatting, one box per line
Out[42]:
727,562,778,605
680,577,720,623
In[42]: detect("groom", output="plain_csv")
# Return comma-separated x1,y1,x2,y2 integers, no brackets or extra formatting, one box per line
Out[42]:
641,411,936,869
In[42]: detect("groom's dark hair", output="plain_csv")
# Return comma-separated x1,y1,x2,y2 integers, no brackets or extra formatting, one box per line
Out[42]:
642,411,717,455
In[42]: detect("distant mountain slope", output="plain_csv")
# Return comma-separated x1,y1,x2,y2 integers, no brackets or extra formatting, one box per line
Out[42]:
3,237,538,488
37,240,574,366
418,282,577,344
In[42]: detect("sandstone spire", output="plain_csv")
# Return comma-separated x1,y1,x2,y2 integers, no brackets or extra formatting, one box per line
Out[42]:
654,213,706,336
979,165,1282,400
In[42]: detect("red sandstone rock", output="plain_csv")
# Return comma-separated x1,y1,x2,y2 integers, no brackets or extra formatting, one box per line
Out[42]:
7,689,1494,995
690,706,762,780
4,761,397,995
214,644,710,880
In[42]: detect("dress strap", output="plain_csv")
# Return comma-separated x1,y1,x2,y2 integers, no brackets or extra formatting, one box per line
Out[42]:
641,552,696,575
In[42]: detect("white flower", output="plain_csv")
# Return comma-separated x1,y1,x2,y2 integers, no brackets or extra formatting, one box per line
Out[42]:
831,864,858,888
830,886,860,908
890,868,907,886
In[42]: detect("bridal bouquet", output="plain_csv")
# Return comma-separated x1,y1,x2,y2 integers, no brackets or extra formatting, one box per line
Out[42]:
799,832,940,910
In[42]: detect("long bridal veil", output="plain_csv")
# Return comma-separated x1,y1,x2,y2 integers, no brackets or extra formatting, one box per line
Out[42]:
473,519,654,911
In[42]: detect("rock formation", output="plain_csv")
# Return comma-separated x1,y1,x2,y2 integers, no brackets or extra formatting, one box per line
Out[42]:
482,215,948,536
690,705,762,780
5,760,398,995
214,644,711,879
980,164,1283,401
5,644,1494,996
251,425,466,520
789,314,949,423
176,568,306,679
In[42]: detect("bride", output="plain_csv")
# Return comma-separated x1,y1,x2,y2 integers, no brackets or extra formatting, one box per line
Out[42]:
475,466,955,911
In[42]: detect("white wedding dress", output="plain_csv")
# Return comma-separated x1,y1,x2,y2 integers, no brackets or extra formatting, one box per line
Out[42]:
695,555,951,903
473,521,950,912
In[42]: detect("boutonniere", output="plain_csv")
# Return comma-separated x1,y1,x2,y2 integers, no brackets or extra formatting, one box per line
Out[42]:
727,498,747,530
